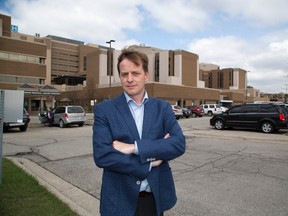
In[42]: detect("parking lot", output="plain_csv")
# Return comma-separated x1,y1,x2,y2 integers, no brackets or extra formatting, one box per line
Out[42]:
3,115,288,216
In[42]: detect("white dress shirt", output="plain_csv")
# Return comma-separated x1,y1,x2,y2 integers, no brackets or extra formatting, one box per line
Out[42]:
124,92,151,192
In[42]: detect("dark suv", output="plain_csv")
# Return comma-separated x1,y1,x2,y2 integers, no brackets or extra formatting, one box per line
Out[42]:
210,103,288,133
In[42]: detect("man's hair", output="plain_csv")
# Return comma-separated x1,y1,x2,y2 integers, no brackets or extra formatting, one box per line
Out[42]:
117,49,149,75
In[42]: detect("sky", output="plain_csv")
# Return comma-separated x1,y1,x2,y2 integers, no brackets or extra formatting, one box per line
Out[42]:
1,0,288,93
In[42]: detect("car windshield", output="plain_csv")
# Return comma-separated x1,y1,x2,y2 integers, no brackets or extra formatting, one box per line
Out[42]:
174,106,181,109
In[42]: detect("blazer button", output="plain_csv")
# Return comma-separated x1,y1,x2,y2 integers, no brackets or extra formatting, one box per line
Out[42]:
136,181,141,185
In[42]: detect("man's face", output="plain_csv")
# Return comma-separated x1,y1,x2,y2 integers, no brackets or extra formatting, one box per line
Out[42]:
119,58,149,103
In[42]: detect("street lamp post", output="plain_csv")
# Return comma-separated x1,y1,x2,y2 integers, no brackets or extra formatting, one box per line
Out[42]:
246,70,250,102
106,40,115,99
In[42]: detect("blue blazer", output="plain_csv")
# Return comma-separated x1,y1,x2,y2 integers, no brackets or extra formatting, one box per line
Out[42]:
93,93,186,216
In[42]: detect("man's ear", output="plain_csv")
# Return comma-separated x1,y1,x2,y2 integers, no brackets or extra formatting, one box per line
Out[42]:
145,72,150,82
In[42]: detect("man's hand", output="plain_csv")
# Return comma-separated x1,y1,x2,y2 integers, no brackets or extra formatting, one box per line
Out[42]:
112,140,135,154
164,133,170,139
152,160,163,167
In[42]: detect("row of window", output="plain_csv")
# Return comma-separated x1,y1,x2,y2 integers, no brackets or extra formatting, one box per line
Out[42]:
51,69,78,73
52,51,78,58
0,51,45,64
52,57,78,63
52,63,78,68
0,75,43,84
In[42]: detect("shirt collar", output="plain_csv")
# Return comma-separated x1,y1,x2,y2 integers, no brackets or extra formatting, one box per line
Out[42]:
124,91,149,106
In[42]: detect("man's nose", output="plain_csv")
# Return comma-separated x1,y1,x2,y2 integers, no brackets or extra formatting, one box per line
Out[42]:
127,73,133,81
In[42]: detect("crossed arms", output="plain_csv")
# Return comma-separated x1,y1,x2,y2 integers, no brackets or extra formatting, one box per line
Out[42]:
112,133,170,168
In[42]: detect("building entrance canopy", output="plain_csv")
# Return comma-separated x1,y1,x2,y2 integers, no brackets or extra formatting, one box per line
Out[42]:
17,83,60,95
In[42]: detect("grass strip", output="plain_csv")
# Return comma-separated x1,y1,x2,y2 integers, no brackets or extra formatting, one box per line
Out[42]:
0,158,78,216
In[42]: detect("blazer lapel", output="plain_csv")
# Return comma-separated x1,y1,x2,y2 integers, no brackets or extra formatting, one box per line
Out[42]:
142,99,155,139
113,94,140,140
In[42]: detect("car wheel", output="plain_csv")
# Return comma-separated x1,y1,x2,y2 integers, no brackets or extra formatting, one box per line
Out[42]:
214,119,224,130
261,121,274,133
192,113,197,118
59,119,65,128
19,124,28,132
207,111,213,116
78,123,84,127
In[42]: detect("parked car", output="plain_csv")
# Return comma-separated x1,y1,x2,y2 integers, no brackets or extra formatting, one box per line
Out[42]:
171,105,183,120
220,106,229,112
200,104,222,116
182,107,192,118
53,106,86,128
210,103,288,133
3,108,30,132
186,105,204,117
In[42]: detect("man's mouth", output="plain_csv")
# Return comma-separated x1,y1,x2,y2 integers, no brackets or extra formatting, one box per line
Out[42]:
126,85,135,88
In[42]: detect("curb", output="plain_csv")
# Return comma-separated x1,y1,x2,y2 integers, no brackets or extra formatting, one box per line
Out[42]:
183,129,288,143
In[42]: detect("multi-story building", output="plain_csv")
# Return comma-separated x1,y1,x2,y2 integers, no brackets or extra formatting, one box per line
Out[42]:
0,14,57,112
2,13,264,113
0,14,101,112
199,65,266,104
200,65,246,91
85,44,215,108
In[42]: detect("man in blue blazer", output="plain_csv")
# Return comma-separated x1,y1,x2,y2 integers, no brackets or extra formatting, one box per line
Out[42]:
93,49,186,216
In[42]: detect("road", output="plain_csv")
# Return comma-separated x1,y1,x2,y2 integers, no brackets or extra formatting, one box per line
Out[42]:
3,116,288,216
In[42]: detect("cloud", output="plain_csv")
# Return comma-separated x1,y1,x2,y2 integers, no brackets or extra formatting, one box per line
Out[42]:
1,0,143,44
188,33,288,93
188,36,247,67
1,0,288,93
139,0,288,34
208,0,288,27
140,0,209,33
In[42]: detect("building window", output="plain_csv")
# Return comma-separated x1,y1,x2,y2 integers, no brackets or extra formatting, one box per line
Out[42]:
10,53,19,61
83,56,87,71
168,51,175,76
155,54,159,82
0,52,9,59
0,75,40,84
40,58,45,64
0,51,45,64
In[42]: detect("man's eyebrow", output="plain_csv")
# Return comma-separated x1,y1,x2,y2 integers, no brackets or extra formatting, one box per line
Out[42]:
120,70,140,73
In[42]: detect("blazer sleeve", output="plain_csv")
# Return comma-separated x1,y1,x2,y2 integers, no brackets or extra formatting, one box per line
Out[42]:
93,102,150,180
137,101,186,164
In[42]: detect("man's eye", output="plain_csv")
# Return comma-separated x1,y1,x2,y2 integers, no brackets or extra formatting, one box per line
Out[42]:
132,72,140,76
121,73,128,77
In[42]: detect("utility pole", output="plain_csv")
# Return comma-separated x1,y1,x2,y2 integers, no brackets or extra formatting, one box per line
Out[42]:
285,84,288,103
106,40,115,99
285,74,288,103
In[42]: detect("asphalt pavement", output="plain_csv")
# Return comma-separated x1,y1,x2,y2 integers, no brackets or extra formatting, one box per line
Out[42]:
3,114,288,216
